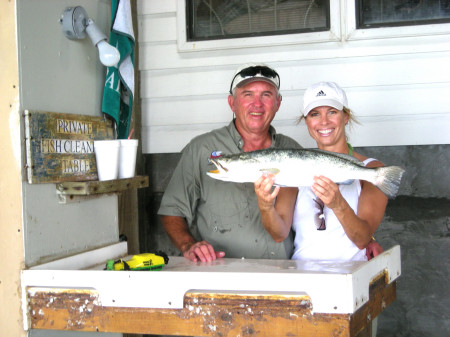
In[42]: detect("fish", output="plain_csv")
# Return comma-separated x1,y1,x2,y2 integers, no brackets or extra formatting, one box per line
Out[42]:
206,148,405,199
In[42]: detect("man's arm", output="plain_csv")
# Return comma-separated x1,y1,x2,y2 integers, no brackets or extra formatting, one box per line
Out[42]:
161,215,224,262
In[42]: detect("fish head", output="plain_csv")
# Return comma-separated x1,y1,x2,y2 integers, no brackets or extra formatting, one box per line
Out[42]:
207,152,258,183
207,153,280,184
207,156,236,182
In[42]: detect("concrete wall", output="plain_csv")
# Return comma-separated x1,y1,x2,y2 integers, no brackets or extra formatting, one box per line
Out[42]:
355,145,449,337
139,144,450,336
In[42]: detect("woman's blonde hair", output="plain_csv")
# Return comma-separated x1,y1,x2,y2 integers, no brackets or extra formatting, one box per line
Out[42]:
296,106,359,126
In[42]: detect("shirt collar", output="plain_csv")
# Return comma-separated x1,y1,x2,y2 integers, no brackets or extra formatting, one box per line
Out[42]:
226,120,277,151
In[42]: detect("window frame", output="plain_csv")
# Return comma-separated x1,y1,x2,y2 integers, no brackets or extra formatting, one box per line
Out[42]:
176,0,450,52
176,0,342,52
345,1,450,41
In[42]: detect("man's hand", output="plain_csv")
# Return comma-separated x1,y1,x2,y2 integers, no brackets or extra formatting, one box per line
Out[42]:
182,240,225,262
162,215,225,262
366,240,383,260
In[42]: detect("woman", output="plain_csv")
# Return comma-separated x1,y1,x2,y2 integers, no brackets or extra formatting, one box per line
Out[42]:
255,81,386,261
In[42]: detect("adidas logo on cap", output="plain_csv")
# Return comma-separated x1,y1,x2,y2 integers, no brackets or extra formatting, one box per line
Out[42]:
303,81,348,117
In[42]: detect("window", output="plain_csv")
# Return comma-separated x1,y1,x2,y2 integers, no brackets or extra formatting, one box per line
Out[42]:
177,0,341,51
177,0,450,51
186,0,330,41
357,0,450,28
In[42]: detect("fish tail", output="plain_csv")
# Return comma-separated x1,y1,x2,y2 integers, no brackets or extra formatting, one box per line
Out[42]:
374,166,405,198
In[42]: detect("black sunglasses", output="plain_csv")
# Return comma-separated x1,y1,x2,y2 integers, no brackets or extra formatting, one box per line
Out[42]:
314,198,326,230
229,66,280,94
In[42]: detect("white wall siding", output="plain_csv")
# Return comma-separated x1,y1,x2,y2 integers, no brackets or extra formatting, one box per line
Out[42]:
138,13,176,43
137,0,450,153
137,0,176,15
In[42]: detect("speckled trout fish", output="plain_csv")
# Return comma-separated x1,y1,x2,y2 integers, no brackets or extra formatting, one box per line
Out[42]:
207,148,405,199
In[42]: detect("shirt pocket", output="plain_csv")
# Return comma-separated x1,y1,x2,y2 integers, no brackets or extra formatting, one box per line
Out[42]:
207,201,250,233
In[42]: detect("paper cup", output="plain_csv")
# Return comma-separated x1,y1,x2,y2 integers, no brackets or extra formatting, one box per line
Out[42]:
119,139,138,179
94,140,120,181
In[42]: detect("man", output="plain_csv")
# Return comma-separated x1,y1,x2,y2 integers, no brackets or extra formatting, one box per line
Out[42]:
158,63,301,262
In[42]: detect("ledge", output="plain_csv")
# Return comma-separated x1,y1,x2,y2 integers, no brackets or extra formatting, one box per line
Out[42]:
56,175,149,195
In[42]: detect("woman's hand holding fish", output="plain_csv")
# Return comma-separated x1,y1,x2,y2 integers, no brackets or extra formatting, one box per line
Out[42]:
255,174,296,242
311,175,346,211
254,174,279,212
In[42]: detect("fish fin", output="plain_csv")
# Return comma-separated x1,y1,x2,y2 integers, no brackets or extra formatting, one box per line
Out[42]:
373,166,405,199
260,168,280,175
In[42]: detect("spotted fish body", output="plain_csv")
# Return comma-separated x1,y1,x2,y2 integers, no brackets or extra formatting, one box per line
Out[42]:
207,148,405,199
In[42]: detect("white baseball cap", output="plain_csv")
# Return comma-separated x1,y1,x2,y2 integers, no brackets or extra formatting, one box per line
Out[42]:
302,82,348,116
229,63,280,94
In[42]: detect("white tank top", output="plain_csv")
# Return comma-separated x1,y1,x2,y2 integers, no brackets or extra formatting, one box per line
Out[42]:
291,158,376,261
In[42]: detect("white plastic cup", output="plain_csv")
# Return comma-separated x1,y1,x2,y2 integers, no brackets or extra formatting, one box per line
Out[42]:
118,139,138,179
94,140,120,181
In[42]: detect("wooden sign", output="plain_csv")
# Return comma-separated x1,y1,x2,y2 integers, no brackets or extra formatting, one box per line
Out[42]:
24,110,114,184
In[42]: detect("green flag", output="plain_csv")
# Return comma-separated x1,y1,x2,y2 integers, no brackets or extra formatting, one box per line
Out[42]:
102,0,135,139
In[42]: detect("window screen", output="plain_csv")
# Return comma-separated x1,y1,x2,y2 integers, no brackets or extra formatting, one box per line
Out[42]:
357,0,450,28
186,0,330,41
